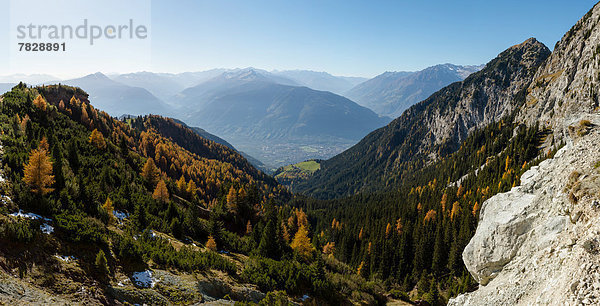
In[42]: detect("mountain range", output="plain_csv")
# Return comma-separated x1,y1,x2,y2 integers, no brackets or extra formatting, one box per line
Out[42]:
0,64,483,168
345,63,483,118
110,69,227,101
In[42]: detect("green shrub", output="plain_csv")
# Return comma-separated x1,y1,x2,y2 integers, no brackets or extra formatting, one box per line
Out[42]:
0,219,35,243
241,256,330,297
259,291,293,306
55,213,106,244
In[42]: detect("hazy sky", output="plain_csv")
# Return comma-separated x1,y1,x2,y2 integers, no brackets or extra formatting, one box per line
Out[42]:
1,0,598,78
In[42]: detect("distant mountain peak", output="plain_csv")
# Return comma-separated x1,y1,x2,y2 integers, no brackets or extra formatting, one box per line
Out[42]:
82,72,111,81
222,68,268,82
346,63,483,118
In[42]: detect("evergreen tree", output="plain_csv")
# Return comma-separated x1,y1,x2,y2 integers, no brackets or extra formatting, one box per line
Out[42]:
257,219,282,259
52,144,64,190
102,197,114,224
95,249,110,277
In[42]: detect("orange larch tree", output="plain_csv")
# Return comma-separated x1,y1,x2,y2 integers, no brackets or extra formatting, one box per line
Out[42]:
152,179,169,202
23,146,55,195
290,224,314,261
32,95,47,111
141,158,160,187
89,129,106,150
206,235,217,251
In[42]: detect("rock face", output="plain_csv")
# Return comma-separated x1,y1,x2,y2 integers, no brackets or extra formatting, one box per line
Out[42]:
519,3,600,131
450,115,600,305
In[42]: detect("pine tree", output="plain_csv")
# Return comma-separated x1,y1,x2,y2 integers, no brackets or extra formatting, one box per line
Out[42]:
67,139,80,171
431,223,445,272
323,241,335,254
385,222,392,238
257,219,282,259
395,218,403,234
23,147,55,195
81,106,90,127
103,197,114,223
472,201,480,217
152,179,169,202
451,201,461,221
291,224,314,261
39,137,49,151
357,260,366,276
282,223,291,243
424,209,437,222
95,249,110,277
52,144,64,190
141,158,160,187
89,129,106,150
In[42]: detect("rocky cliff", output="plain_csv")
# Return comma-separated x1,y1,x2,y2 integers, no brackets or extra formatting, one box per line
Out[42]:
451,4,600,304
519,3,600,132
449,114,600,305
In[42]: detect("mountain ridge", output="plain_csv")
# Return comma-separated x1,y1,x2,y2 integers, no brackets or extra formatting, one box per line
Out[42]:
345,63,483,118
59,72,171,117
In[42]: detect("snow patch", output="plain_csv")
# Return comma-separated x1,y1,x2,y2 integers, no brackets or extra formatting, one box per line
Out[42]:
9,210,54,235
54,255,75,262
0,195,11,204
113,210,129,222
40,223,54,234
131,270,158,288
9,210,52,222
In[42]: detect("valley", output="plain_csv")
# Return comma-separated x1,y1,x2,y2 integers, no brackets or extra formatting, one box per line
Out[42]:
5,65,479,169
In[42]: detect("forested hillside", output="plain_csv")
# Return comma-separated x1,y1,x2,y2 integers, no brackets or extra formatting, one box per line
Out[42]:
294,115,562,303
0,84,383,304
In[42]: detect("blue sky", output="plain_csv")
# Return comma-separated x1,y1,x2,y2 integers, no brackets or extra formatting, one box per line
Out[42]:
1,0,598,78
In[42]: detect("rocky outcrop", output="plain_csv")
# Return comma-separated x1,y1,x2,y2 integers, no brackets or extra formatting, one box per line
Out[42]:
450,115,600,305
519,3,600,132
